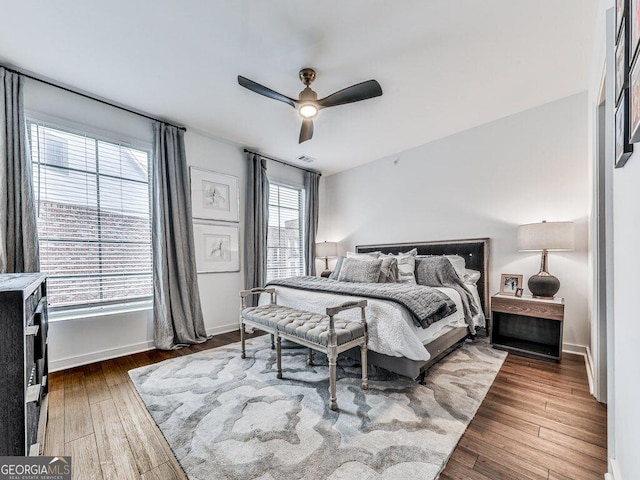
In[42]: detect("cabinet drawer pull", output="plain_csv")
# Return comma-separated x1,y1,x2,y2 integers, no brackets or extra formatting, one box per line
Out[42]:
25,325,39,337
25,384,41,403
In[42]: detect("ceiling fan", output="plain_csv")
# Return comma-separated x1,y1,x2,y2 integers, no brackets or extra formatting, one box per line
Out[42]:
237,68,383,143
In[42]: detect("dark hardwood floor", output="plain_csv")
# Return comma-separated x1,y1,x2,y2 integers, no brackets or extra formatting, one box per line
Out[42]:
44,332,607,480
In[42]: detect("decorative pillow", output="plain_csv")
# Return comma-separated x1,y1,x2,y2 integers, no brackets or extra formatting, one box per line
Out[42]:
415,256,458,287
346,251,381,259
378,256,399,283
328,256,345,280
380,248,417,284
417,254,468,282
337,258,383,283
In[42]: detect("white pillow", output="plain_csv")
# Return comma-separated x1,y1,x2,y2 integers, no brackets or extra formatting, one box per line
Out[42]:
463,269,481,284
346,251,381,259
381,248,417,284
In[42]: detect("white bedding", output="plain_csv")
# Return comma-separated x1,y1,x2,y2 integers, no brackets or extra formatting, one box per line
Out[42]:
259,284,485,362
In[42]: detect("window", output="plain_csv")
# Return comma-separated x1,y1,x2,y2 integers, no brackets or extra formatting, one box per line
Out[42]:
267,183,304,281
29,121,152,309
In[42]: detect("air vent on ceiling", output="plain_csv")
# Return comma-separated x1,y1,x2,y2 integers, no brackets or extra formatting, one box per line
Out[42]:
297,155,315,164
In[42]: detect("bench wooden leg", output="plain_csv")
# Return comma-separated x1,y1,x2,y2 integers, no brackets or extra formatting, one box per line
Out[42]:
307,348,314,366
361,343,368,390
328,347,338,411
240,322,246,359
276,335,283,379
270,333,275,350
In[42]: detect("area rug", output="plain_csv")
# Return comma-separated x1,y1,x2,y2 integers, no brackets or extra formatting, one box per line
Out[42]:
129,337,506,480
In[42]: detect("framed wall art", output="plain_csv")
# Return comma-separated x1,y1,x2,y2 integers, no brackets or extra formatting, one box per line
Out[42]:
630,55,640,144
190,167,239,222
618,0,626,40
499,274,523,296
193,222,240,273
631,0,640,63
616,92,634,167
616,27,628,103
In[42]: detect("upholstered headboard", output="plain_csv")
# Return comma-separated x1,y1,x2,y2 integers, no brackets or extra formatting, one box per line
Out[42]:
356,238,490,318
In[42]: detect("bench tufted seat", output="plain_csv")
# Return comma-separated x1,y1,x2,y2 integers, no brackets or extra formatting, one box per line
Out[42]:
240,287,369,411
241,304,365,346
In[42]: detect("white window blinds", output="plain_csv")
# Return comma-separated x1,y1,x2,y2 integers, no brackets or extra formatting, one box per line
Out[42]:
267,183,305,281
29,121,152,309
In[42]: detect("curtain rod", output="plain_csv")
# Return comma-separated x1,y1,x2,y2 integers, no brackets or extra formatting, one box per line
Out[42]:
243,149,321,176
2,64,186,131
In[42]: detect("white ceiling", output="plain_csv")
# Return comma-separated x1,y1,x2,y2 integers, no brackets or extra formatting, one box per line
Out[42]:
1,1,596,175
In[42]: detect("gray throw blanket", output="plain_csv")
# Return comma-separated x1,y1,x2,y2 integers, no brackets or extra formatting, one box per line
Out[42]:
266,276,456,329
415,256,479,333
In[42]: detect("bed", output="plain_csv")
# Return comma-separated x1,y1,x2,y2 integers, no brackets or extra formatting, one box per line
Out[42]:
262,238,490,380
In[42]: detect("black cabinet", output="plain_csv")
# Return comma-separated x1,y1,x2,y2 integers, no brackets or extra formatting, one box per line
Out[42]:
0,274,49,456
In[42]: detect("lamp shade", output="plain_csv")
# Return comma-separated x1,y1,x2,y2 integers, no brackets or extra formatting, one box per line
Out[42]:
517,221,575,251
315,241,338,258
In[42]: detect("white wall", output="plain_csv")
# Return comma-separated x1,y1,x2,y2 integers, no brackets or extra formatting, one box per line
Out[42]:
318,92,590,348
23,79,257,370
611,145,640,480
588,2,640,479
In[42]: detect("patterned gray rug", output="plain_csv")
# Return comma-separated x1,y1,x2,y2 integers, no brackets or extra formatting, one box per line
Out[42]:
129,337,506,480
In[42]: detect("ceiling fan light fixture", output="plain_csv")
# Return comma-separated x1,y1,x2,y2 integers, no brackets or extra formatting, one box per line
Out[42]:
299,103,318,119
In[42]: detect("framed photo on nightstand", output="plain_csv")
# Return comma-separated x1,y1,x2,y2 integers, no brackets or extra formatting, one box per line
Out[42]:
499,274,523,296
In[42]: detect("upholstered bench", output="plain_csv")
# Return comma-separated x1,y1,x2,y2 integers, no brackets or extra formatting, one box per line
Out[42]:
240,287,368,411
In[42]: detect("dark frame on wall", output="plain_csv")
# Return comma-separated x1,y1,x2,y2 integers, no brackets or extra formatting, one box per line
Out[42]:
616,92,633,167
616,0,636,168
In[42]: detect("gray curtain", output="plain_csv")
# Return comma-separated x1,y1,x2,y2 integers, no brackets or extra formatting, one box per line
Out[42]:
152,122,207,349
244,153,269,302
0,68,39,274
303,170,320,276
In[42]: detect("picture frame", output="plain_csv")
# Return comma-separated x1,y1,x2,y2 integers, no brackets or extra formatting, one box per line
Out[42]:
631,0,640,63
616,27,628,104
515,287,524,298
193,222,240,273
630,55,640,145
190,167,239,222
499,274,523,296
618,0,626,43
616,91,634,167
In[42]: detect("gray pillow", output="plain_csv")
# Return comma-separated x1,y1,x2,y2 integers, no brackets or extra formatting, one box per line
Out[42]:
328,256,345,280
378,256,399,283
338,258,383,283
415,256,458,287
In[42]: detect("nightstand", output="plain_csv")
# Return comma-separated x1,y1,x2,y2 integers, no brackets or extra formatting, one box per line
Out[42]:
491,293,564,362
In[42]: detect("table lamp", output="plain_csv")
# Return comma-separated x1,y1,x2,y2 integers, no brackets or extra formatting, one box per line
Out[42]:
315,241,338,277
517,221,574,299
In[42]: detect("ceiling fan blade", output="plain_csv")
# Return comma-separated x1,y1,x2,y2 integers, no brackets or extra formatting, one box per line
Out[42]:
318,80,383,109
299,119,314,143
237,76,298,108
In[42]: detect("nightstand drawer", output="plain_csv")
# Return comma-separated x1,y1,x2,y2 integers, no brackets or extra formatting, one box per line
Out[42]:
492,297,564,321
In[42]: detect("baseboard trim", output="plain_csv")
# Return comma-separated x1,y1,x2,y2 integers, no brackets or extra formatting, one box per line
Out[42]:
206,323,239,337
50,340,155,372
50,323,241,372
607,457,622,480
562,343,594,395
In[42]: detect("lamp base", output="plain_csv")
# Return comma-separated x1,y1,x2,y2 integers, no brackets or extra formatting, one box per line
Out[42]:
528,272,560,299
320,270,332,278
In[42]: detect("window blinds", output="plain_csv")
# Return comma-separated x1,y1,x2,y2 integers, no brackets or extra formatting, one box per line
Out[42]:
29,122,152,309
266,184,305,281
